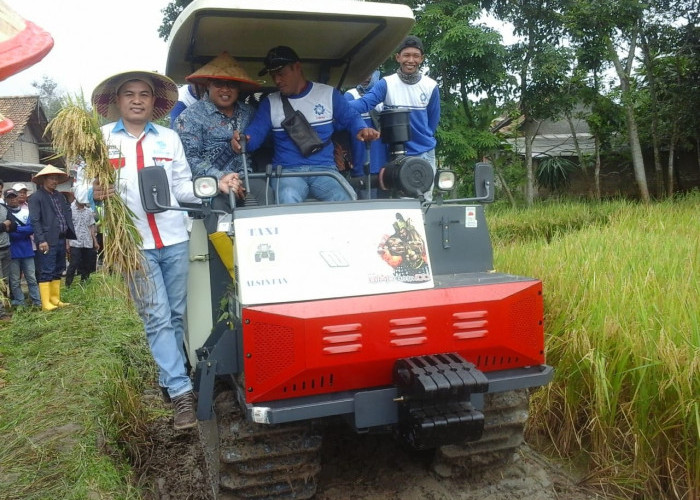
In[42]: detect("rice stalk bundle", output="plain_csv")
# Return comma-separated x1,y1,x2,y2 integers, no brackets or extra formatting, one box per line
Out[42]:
46,95,143,287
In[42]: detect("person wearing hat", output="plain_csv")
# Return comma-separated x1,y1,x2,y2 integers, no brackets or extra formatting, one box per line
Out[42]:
232,45,380,204
90,70,241,431
4,188,41,308
175,51,272,205
349,35,441,201
28,165,76,311
12,182,30,207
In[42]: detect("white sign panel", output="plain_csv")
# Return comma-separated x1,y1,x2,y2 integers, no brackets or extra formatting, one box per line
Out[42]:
234,204,434,305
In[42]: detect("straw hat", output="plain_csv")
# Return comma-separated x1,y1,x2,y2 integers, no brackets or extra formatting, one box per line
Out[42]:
186,52,260,92
32,164,69,185
91,70,178,121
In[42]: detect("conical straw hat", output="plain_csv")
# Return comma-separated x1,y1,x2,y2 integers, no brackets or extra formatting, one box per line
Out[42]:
32,164,69,185
186,52,260,92
91,70,178,121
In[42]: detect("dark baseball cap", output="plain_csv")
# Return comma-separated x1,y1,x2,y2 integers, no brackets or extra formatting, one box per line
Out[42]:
4,188,18,198
396,35,424,54
258,46,300,76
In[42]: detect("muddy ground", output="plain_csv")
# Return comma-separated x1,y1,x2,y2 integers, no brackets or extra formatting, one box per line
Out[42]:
135,390,602,500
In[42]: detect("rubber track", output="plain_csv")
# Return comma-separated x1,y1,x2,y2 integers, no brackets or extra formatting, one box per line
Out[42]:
202,390,322,499
432,389,530,477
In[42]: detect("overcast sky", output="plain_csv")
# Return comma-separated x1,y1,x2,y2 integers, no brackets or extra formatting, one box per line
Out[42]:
0,0,172,98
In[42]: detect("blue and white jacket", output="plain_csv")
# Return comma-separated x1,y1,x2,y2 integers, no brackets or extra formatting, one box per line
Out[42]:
349,73,440,156
245,82,367,168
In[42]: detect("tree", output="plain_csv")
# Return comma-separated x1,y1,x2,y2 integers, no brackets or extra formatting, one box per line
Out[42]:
489,0,572,205
158,0,194,41
31,76,63,121
564,0,651,202
407,1,511,187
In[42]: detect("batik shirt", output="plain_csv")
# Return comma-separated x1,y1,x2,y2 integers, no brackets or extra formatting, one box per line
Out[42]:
69,203,95,248
175,94,256,180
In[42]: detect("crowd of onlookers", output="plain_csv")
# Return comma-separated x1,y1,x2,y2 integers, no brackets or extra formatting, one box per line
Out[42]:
0,177,99,320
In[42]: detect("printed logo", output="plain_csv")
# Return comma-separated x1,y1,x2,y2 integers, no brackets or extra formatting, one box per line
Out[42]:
314,103,326,117
254,243,275,262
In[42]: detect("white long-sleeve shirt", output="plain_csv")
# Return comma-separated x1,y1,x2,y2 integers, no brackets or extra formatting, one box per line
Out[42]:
100,120,199,250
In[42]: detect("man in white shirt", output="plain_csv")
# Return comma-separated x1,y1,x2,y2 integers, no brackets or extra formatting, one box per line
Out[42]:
90,70,242,430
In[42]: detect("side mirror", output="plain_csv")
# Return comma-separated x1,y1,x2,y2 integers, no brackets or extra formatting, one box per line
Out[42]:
138,166,171,213
474,162,494,203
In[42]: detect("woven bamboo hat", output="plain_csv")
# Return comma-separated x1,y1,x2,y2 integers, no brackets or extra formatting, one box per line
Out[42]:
32,164,69,185
186,52,260,92
91,70,178,121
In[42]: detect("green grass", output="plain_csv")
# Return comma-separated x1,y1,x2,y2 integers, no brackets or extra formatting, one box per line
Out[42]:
0,275,153,500
490,192,700,499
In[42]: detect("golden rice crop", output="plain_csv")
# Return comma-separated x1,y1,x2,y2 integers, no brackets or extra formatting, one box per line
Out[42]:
46,95,143,287
490,194,700,499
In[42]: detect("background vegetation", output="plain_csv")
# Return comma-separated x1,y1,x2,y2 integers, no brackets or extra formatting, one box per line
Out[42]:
153,0,700,205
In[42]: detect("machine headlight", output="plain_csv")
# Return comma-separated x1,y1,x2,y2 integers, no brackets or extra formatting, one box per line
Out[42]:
194,176,218,198
436,170,456,191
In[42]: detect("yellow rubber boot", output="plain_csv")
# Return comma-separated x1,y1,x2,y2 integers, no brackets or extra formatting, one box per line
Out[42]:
50,279,70,307
39,282,58,311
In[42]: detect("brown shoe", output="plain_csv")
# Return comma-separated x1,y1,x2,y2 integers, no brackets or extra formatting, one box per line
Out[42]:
172,391,197,430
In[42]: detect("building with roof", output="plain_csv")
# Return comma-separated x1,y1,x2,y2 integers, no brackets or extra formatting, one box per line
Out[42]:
0,95,66,192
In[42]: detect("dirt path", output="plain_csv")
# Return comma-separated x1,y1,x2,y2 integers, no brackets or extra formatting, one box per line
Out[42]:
136,392,600,500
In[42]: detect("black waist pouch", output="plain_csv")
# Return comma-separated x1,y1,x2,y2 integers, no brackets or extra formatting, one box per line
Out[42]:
281,96,326,157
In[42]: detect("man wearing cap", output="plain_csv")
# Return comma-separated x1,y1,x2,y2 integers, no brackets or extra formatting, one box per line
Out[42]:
4,188,41,308
28,165,76,311
175,51,272,205
349,35,441,201
232,45,379,204
90,70,241,431
12,182,31,210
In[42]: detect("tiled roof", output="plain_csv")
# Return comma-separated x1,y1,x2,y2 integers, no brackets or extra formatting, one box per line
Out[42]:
0,95,48,157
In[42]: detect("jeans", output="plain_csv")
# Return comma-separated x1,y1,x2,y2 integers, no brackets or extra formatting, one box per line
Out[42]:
129,241,191,398
272,165,353,204
417,149,437,202
36,238,67,282
9,257,40,306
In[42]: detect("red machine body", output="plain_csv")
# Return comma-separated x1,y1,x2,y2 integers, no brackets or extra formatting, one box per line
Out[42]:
242,279,543,404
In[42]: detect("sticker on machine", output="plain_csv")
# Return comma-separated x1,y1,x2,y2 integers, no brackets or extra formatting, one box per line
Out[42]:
465,206,478,228
234,204,433,305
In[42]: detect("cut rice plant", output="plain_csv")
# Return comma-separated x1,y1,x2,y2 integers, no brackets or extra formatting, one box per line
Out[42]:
46,94,143,287
489,193,700,499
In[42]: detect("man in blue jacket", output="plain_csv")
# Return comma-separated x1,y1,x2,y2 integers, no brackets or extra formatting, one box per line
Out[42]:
4,189,40,307
233,46,379,204
349,36,441,201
